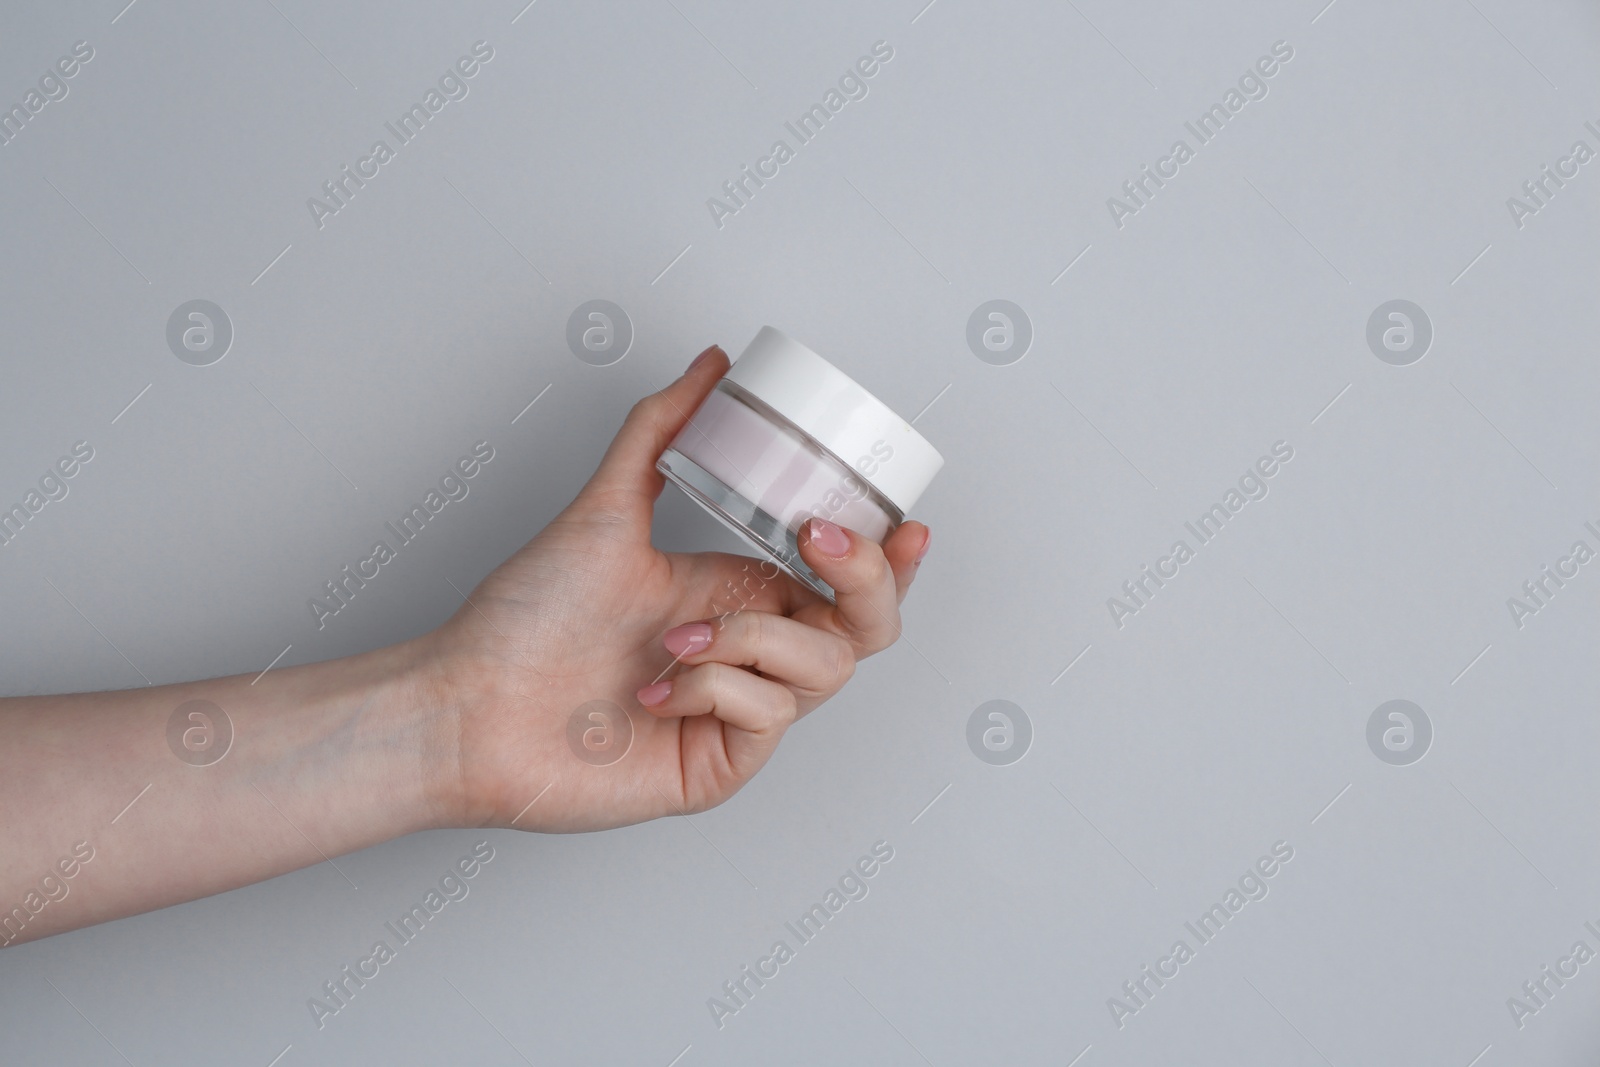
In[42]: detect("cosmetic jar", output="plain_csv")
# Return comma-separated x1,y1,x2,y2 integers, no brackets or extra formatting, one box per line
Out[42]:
658,327,943,601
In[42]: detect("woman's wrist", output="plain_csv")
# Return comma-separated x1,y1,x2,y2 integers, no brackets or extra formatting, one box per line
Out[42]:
361,632,474,834
417,616,549,831
239,632,472,842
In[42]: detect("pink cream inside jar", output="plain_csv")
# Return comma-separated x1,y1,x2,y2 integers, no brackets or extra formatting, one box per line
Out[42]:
673,385,895,541
657,327,943,601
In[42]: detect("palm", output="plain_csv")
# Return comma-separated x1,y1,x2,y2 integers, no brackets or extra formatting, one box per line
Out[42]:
450,507,797,832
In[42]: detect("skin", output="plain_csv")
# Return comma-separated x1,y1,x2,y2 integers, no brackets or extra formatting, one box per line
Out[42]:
0,345,931,946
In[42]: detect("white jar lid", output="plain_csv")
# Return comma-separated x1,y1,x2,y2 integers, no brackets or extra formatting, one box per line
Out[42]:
723,327,944,515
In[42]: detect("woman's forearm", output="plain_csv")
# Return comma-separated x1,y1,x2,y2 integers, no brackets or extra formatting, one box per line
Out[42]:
0,637,460,946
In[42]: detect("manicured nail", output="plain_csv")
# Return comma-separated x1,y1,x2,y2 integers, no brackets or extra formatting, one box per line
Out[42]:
807,518,850,558
637,681,673,707
914,527,932,565
663,622,714,658
686,345,722,373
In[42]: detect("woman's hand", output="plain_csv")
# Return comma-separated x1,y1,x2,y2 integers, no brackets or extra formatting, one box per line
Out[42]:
429,345,932,832
0,343,930,945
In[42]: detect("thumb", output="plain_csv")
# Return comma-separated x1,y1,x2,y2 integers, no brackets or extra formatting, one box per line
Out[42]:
574,344,728,526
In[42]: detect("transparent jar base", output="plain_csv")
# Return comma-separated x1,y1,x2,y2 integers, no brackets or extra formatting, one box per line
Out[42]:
658,446,837,602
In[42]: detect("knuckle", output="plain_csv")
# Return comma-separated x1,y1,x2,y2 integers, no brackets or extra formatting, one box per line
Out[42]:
840,605,899,655
702,661,735,704
866,614,902,654
843,545,890,586
826,637,856,689
745,609,775,662
768,686,799,731
631,391,671,425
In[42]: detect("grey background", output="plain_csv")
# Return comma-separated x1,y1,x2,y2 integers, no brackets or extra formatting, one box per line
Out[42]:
2,0,1598,1063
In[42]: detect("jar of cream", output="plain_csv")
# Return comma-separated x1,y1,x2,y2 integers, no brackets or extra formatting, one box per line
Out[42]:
658,327,943,601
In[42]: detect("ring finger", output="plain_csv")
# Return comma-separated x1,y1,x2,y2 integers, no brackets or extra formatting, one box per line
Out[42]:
656,610,856,702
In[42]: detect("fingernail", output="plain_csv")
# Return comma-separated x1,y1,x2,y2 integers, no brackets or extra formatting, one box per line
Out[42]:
807,518,850,558
663,622,714,658
637,680,673,707
914,527,932,565
686,345,722,373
